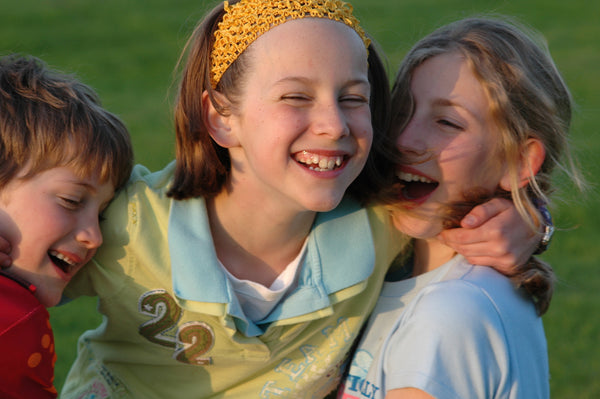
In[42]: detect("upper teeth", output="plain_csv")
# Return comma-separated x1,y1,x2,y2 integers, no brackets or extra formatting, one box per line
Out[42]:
295,151,343,171
49,250,76,266
397,171,433,183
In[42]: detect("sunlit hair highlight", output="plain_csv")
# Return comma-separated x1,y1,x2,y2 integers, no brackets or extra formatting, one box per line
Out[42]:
388,16,584,228
0,54,133,191
381,16,587,315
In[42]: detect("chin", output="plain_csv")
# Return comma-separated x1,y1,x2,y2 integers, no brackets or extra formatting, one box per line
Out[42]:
305,194,345,213
36,291,62,308
400,228,441,240
392,215,442,240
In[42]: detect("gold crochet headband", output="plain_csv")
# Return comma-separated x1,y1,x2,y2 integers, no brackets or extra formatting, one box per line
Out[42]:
210,0,371,88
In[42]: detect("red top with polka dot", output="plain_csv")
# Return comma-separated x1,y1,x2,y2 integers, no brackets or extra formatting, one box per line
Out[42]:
0,271,57,398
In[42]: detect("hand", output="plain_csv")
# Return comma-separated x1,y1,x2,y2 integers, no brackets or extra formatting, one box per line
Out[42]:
386,387,435,399
437,197,539,274
0,236,12,269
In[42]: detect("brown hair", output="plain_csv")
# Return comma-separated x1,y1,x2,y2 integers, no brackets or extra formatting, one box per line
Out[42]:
0,54,133,191
167,0,390,201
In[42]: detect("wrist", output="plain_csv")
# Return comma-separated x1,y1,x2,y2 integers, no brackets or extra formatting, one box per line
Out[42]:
533,200,554,255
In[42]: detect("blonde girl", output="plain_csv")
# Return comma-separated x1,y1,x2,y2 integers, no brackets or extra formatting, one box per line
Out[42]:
341,16,584,399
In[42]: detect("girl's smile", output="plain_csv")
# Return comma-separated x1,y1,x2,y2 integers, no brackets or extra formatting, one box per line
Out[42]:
293,151,346,173
396,166,439,205
217,18,372,215
392,51,508,240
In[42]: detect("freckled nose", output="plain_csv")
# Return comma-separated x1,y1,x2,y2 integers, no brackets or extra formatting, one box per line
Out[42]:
313,103,349,139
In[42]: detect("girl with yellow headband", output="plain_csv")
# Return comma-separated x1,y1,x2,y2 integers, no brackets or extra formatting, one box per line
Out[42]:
53,1,541,397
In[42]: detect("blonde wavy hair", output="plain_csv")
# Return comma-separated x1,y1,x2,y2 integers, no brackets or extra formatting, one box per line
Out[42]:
383,17,586,315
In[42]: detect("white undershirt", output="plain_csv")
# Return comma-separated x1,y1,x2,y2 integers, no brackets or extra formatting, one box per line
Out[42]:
220,239,308,322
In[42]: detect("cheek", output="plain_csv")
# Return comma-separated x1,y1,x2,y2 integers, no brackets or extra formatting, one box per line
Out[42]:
390,209,406,235
470,146,505,190
359,130,373,156
441,142,500,191
352,111,374,148
31,208,74,245
0,207,20,245
391,209,408,232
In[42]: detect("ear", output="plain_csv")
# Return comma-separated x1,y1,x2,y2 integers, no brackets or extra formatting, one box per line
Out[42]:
500,138,546,191
202,90,240,148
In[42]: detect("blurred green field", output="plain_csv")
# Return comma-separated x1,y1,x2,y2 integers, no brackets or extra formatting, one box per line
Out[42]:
1,0,598,397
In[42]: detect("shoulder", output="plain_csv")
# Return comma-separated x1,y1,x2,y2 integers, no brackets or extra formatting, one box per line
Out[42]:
312,197,370,243
102,162,176,237
382,270,513,370
381,260,547,397
127,161,176,192
68,163,178,296
115,161,176,206
0,272,40,308
410,265,514,330
410,279,501,330
0,273,47,335
408,260,538,335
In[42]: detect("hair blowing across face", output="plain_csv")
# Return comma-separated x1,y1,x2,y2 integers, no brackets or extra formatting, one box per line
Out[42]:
384,16,587,316
389,17,583,219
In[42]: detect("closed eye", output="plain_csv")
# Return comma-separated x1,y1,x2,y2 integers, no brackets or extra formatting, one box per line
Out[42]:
340,95,369,107
281,94,311,104
59,196,82,210
437,119,463,130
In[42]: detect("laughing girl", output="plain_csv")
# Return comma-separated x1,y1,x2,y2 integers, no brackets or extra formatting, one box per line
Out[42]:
341,16,584,399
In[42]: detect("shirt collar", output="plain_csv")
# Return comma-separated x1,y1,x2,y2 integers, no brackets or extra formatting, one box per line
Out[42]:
168,197,374,336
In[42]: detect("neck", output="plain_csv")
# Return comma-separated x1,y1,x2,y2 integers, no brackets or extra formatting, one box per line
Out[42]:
412,238,456,276
207,189,315,287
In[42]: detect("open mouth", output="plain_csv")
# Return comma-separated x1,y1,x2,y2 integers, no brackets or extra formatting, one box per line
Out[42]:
294,151,346,172
49,250,77,274
397,171,439,201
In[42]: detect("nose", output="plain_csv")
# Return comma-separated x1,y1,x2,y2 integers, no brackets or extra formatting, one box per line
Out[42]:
75,212,103,250
396,116,422,151
312,101,350,139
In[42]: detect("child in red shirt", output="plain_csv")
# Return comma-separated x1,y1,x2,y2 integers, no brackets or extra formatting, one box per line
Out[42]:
0,54,133,398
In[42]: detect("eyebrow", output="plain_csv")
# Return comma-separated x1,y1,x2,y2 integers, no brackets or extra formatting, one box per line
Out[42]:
431,97,485,123
59,178,100,194
432,98,462,109
273,76,370,88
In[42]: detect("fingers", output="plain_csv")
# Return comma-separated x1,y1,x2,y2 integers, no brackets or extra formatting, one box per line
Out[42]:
440,227,537,272
439,196,540,272
458,234,539,273
459,197,512,228
439,225,514,261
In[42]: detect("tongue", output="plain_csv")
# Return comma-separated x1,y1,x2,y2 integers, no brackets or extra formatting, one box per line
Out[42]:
404,181,436,200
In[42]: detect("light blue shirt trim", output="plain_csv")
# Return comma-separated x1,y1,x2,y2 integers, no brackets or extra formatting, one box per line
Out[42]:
168,196,374,336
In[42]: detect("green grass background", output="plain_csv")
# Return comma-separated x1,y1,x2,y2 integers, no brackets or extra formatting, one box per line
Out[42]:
1,0,598,396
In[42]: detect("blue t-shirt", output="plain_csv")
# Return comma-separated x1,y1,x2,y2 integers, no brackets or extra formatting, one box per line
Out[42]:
341,254,549,399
